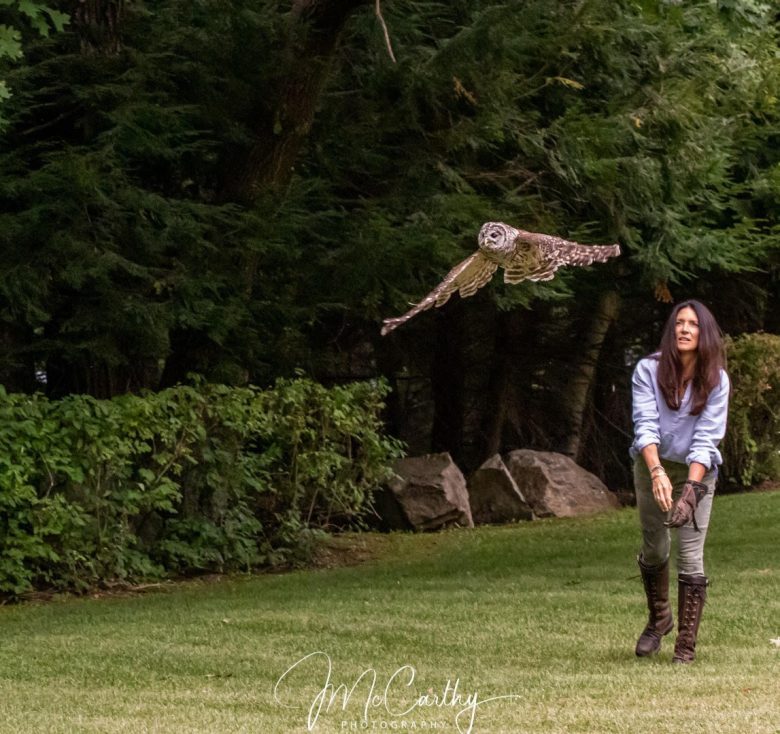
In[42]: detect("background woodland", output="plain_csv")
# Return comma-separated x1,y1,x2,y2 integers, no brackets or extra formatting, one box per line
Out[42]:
1,0,778,492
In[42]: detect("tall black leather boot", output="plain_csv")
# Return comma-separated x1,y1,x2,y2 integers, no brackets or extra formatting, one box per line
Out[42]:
635,556,674,657
673,574,708,664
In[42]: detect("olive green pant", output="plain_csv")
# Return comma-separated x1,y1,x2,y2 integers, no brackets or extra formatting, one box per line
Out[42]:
634,459,716,576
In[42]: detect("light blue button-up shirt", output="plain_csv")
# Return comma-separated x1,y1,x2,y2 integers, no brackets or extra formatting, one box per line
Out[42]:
630,355,730,470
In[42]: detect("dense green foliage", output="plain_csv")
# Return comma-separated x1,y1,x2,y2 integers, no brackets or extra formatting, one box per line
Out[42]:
723,332,780,488
0,0,67,119
0,1,777,482
0,378,402,596
322,0,778,304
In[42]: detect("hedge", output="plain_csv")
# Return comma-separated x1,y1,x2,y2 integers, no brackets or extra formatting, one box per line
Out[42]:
0,378,403,597
722,332,780,489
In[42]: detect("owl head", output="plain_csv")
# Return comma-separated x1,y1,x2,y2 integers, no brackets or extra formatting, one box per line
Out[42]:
478,221,516,257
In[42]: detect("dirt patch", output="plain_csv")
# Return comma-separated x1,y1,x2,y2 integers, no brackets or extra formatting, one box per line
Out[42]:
752,480,780,493
9,579,183,605
310,532,400,570
6,535,405,604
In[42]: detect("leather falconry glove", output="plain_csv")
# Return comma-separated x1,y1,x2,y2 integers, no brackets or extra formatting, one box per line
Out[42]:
664,480,708,532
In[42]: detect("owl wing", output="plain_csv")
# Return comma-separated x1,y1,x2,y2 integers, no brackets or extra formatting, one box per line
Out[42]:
535,235,621,269
381,251,498,335
503,259,557,284
505,233,620,284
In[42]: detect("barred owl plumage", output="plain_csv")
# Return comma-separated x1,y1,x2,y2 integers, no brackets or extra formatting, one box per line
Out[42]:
381,222,620,335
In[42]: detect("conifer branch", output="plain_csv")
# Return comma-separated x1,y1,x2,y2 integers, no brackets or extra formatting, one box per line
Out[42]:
375,0,396,63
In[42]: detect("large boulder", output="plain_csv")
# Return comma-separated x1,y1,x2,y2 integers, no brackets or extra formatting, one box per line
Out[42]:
468,454,534,524
383,452,474,531
503,449,619,518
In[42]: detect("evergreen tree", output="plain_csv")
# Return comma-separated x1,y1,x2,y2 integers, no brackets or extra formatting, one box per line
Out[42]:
0,0,777,484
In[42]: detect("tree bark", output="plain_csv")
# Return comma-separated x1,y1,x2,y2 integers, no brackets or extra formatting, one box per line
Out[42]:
563,290,621,461
72,0,126,55
430,303,465,462
220,0,374,203
481,310,529,458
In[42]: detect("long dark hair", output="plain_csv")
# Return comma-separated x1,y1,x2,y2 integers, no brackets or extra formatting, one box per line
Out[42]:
656,300,725,415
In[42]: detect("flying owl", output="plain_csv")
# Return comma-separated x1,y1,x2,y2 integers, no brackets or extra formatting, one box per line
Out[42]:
381,222,620,335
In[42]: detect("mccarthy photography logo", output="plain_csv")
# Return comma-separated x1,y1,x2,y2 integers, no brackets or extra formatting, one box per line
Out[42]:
273,651,521,733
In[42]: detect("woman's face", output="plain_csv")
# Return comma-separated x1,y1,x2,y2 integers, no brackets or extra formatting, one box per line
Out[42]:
675,306,700,354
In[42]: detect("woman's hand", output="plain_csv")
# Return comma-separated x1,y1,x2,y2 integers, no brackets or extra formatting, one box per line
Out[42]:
651,471,673,513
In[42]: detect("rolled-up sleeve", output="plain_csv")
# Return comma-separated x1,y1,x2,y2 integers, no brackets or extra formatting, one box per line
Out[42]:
632,359,661,454
686,370,730,469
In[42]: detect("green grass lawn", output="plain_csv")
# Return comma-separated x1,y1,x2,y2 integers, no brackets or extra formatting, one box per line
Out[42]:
0,492,778,734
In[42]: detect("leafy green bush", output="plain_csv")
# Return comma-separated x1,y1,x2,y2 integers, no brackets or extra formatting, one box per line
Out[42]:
722,333,780,488
0,379,403,596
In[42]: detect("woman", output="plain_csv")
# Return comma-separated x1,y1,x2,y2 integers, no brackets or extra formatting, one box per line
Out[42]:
630,299,730,663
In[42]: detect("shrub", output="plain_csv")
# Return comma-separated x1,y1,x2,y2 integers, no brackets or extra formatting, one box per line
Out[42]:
722,333,780,488
0,378,403,596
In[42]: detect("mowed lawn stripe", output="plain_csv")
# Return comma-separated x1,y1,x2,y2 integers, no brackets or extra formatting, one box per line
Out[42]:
0,491,777,733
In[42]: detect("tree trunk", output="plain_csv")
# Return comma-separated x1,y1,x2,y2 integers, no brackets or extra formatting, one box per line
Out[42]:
0,324,37,393
481,309,529,458
563,290,621,461
163,0,375,387
220,0,374,203
72,0,126,55
430,304,465,461
224,0,375,300
37,1,127,397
